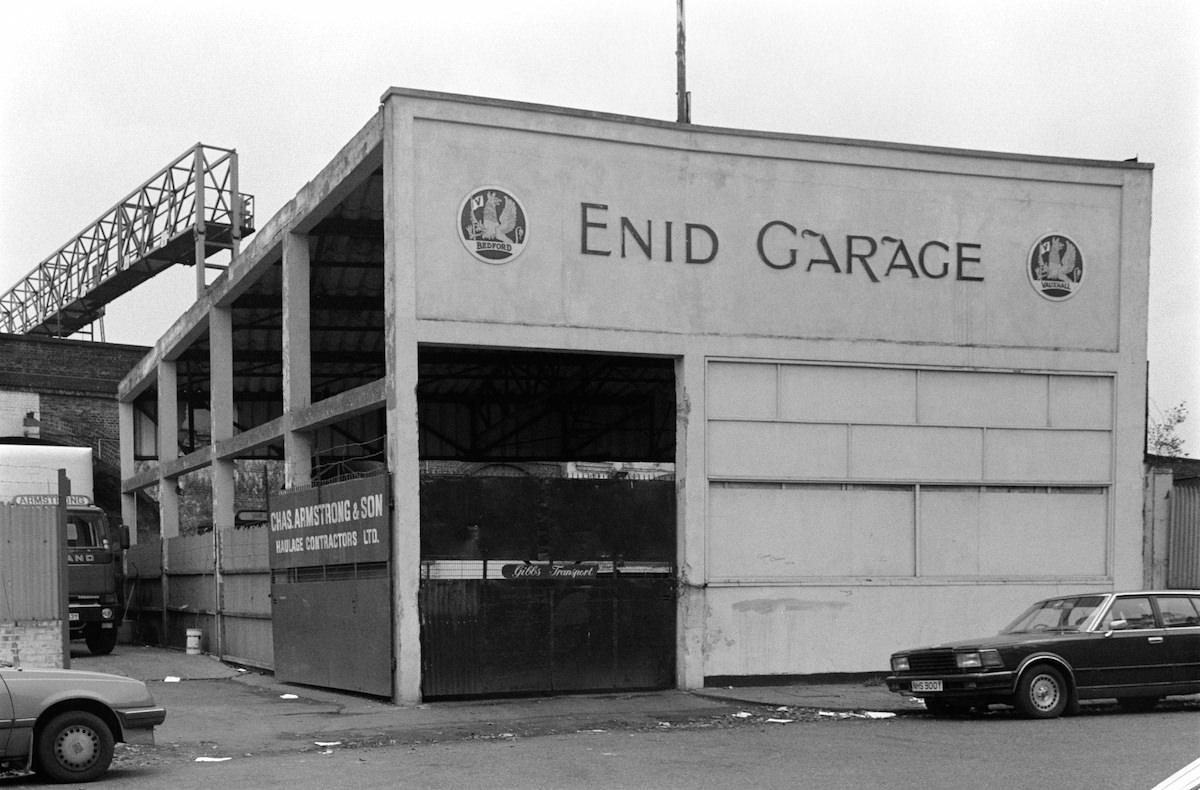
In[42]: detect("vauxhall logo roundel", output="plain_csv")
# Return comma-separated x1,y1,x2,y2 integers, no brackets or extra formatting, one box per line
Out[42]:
458,186,529,264
1027,233,1084,301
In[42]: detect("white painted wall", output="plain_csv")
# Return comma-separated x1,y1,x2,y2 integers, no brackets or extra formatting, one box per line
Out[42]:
0,392,38,438
383,89,1150,681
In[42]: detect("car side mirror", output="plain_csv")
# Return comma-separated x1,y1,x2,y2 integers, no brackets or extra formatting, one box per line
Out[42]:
119,524,131,550
1108,619,1128,631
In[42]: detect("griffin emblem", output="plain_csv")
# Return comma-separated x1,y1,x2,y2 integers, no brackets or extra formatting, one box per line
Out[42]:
459,186,528,264
1028,233,1084,301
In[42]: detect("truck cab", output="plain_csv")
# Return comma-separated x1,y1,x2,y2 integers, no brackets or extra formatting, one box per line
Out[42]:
14,494,128,655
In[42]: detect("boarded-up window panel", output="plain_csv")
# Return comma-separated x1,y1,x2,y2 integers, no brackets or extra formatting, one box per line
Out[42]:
1049,376,1113,430
850,425,983,481
708,422,847,480
984,429,1111,482
917,487,982,575
707,362,777,420
779,366,916,424
919,487,1107,577
708,485,914,579
917,371,1047,428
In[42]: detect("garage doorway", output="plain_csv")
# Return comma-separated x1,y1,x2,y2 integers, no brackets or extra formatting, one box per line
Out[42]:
416,349,676,698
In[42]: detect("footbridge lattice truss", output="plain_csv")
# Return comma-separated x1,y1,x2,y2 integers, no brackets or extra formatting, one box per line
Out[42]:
0,144,254,338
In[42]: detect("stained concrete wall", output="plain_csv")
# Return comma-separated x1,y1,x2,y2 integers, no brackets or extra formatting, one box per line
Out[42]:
383,89,1151,681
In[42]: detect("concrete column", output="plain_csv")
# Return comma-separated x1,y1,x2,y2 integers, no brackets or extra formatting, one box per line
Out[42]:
118,399,138,544
282,232,313,488
210,307,235,529
676,351,707,690
1143,467,1173,589
385,100,423,703
157,360,180,538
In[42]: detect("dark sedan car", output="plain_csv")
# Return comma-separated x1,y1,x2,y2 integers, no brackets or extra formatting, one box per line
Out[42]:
886,590,1200,718
1,661,166,783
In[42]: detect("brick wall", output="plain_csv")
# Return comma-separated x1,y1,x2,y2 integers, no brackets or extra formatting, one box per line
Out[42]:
0,334,149,512
0,620,63,668
0,334,148,395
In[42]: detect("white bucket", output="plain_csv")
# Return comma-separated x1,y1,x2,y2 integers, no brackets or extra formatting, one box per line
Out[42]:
185,628,202,655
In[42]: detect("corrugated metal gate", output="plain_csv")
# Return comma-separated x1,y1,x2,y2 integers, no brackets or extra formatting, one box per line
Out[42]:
0,504,65,666
1169,478,1200,588
419,476,676,698
270,475,392,697
0,503,62,620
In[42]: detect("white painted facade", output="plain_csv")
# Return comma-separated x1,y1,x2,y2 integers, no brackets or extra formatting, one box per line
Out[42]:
382,90,1150,686
116,89,1151,700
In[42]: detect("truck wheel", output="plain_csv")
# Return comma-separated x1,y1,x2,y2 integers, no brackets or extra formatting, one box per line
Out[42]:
84,625,118,656
1014,664,1068,718
35,710,114,783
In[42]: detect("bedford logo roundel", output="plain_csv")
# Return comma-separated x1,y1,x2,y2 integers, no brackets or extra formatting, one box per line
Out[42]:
1027,233,1084,301
458,186,529,264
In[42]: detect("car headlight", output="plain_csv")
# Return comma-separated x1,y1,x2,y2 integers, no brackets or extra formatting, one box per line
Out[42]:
101,608,114,620
955,649,1003,669
891,656,910,673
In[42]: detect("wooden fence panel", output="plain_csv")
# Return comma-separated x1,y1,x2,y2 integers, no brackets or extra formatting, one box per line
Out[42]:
218,527,272,668
124,538,163,642
125,528,273,669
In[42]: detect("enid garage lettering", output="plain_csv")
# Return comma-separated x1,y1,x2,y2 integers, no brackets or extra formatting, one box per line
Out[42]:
579,202,984,283
268,475,390,568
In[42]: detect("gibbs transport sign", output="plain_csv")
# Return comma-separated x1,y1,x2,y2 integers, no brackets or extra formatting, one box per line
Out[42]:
500,562,599,580
269,475,390,568
458,186,529,264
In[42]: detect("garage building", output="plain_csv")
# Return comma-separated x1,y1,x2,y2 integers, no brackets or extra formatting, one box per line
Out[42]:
118,88,1152,702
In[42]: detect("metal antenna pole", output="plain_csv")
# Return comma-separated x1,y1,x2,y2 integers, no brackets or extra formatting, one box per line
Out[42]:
676,0,690,123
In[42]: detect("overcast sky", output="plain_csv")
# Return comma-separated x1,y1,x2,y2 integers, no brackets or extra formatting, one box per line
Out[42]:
2,0,1197,447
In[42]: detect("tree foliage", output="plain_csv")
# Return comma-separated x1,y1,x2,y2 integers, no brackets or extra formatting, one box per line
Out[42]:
1148,401,1188,457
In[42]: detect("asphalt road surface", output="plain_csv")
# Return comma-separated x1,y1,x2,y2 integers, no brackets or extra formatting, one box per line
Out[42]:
4,701,1195,789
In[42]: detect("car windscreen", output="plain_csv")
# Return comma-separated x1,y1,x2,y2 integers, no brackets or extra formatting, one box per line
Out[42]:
1001,596,1105,634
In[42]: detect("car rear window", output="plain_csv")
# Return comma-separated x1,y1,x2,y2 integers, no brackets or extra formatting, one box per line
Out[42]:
1156,595,1200,628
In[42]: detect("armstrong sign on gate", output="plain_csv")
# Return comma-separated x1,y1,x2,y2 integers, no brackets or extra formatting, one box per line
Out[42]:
268,475,390,568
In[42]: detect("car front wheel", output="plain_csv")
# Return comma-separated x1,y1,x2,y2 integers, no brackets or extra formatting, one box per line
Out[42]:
1015,665,1068,718
35,710,115,784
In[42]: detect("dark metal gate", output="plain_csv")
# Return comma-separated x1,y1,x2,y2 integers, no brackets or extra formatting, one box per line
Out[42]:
270,475,392,697
419,476,675,698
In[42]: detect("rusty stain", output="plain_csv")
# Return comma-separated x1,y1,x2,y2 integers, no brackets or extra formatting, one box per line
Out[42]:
732,598,850,615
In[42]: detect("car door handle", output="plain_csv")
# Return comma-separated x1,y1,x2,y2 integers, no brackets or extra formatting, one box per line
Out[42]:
1148,636,1164,644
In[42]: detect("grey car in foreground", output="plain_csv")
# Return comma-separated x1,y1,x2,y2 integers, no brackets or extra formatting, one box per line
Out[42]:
1,661,165,783
886,590,1200,718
